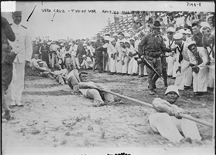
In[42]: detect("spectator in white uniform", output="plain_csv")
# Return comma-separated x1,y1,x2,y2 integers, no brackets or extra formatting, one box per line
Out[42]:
164,27,177,78
187,42,209,96
173,33,192,90
8,11,33,107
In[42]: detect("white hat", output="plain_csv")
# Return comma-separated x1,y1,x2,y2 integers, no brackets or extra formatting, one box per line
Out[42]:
113,33,118,36
187,41,197,49
129,37,135,41
200,22,211,28
124,32,130,37
119,38,127,43
173,33,183,40
104,36,110,41
124,40,130,44
167,27,175,33
178,29,187,34
165,85,179,96
134,33,139,37
82,55,86,57
184,29,192,35
109,37,115,42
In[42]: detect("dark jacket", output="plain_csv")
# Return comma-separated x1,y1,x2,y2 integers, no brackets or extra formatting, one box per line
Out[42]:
192,31,203,47
2,16,16,64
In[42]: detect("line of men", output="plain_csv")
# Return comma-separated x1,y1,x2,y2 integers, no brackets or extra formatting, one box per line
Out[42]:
90,19,215,96
33,17,215,97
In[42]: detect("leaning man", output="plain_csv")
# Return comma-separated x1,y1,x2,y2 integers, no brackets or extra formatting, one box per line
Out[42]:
148,85,202,143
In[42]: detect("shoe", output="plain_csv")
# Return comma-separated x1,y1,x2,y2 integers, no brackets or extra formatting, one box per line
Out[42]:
108,72,115,75
207,87,214,92
149,90,156,95
171,77,176,79
184,85,191,90
138,75,144,78
16,102,24,107
2,110,12,121
164,83,168,88
9,105,16,109
148,85,156,89
180,137,192,144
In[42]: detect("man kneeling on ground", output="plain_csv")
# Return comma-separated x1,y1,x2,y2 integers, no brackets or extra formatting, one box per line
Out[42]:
67,69,122,107
148,85,202,143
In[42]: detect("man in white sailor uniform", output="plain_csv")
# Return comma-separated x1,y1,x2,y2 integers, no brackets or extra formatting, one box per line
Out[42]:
8,11,33,107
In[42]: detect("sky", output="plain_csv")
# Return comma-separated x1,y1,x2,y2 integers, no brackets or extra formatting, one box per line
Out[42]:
1,2,116,40
1,1,214,40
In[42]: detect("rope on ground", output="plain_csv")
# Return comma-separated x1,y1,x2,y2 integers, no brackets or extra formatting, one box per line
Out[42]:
103,90,213,128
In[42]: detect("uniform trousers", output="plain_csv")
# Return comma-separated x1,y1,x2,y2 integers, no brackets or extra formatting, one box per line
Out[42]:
193,66,208,93
7,61,25,105
2,63,13,111
174,60,192,90
146,57,162,90
149,113,201,143
85,89,114,106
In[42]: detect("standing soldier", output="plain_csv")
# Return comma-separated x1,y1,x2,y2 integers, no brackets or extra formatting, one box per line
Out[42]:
138,21,172,95
92,34,104,73
2,16,16,120
8,11,33,107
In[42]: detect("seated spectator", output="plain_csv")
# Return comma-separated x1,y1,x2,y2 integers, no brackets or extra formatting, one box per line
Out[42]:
67,70,122,107
80,55,93,70
31,54,51,73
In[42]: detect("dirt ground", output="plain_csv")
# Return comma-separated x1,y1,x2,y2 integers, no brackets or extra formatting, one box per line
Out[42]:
2,69,215,154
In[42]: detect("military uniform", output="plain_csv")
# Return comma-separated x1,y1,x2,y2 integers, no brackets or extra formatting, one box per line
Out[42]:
138,32,171,91
7,22,33,106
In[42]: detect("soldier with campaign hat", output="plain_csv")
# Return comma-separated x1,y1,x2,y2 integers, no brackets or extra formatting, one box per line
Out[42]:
7,11,33,107
138,20,172,95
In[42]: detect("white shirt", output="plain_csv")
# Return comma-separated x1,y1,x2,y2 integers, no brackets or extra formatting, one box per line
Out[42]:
9,23,33,63
69,44,78,56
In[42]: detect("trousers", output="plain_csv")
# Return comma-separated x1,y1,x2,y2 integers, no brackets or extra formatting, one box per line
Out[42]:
2,62,13,111
86,89,114,106
7,61,25,104
149,113,201,143
146,57,162,90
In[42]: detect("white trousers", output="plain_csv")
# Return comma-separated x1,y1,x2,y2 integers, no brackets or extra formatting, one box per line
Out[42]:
128,58,138,74
149,113,201,143
174,60,192,90
122,57,130,73
138,65,148,76
71,56,80,69
115,58,122,73
7,62,25,104
167,56,175,76
109,57,116,73
193,66,208,92
207,64,215,88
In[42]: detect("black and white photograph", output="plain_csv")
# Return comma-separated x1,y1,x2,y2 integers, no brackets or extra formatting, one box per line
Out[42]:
1,1,215,155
